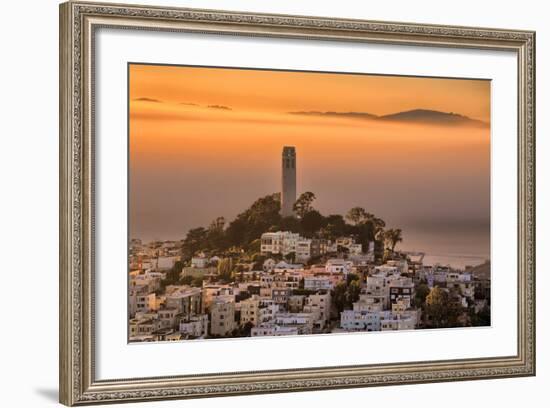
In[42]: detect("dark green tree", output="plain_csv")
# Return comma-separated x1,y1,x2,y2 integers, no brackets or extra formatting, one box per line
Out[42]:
425,286,462,328
345,207,369,225
332,275,361,314
293,191,316,218
284,251,296,263
347,279,361,305
246,238,261,254
332,282,348,314
477,305,491,326
319,214,346,241
225,218,246,248
192,276,204,287
384,228,403,252
425,286,447,327
301,210,325,237
353,221,375,254
279,216,302,234
159,260,184,292
182,227,208,259
346,273,360,285
415,283,430,307
206,216,227,250
217,258,233,283
226,193,282,247
180,275,194,285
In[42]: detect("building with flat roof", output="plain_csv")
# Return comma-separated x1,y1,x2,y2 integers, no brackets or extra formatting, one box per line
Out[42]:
165,286,202,320
210,298,236,337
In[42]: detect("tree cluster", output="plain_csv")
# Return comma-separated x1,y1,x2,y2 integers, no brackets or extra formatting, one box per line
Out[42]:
331,273,362,314
423,286,463,328
180,192,404,263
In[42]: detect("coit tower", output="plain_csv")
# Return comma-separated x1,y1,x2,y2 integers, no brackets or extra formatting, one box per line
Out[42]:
281,146,297,217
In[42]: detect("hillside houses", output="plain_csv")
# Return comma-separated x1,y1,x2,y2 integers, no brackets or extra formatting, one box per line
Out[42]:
128,233,490,342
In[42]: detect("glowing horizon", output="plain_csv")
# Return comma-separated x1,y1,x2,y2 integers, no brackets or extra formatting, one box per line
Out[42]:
129,63,490,261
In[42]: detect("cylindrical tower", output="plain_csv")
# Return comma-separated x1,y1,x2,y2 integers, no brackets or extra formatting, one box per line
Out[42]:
281,146,296,217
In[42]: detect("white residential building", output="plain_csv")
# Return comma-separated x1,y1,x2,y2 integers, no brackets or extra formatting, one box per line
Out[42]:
340,310,382,331
130,273,161,293
353,300,384,313
380,310,419,331
295,239,312,262
334,237,363,255
165,286,202,319
258,298,280,323
325,259,353,275
385,259,409,275
272,288,291,307
274,313,315,335
260,231,313,261
446,272,475,300
191,256,209,268
157,308,179,329
202,285,237,312
304,292,331,329
179,314,209,338
342,298,384,331
154,256,179,271
260,274,275,288
261,231,299,255
144,270,166,280
373,264,400,276
273,261,303,272
239,296,261,326
262,258,277,272
362,273,399,309
129,317,162,339
288,295,305,313
210,298,236,337
341,307,419,332
129,286,156,316
326,237,363,255
389,277,415,309
251,324,299,337
273,272,301,289
304,276,333,291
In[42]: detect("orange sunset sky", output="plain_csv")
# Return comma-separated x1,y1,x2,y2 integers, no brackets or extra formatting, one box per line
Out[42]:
129,64,490,263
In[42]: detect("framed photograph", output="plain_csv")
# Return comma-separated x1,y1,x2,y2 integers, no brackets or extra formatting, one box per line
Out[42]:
59,1,536,405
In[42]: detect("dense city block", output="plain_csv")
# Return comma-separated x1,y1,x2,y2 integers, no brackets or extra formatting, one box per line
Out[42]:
129,219,490,342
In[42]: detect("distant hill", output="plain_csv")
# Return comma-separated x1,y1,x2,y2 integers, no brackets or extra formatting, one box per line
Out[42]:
289,108,488,128
468,260,491,280
378,109,489,128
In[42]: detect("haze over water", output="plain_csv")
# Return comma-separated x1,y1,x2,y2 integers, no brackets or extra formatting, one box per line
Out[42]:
129,64,491,269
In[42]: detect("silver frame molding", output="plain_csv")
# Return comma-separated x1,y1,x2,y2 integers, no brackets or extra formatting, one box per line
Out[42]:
59,1,536,405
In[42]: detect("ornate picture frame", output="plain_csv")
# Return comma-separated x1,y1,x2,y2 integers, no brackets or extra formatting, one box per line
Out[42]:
59,1,535,405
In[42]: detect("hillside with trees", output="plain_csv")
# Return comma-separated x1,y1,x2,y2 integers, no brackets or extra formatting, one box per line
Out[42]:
180,191,402,263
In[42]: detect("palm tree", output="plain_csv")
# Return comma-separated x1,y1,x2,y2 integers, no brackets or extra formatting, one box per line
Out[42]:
384,228,403,252
372,217,386,235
